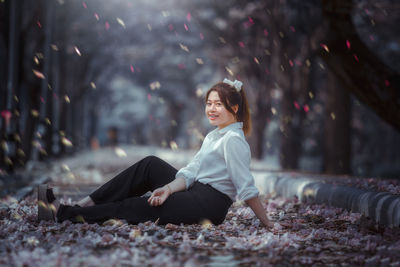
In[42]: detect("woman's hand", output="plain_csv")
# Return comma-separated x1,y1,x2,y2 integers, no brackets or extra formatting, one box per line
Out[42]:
245,196,274,229
148,185,171,206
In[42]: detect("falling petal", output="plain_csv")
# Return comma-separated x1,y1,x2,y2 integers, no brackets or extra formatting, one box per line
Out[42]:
31,110,39,117
196,88,203,97
179,43,189,52
219,37,226,44
82,2,87,8
149,81,161,90
263,29,269,36
34,56,39,64
114,147,127,157
38,200,47,209
303,105,310,112
384,80,390,87
162,10,170,17
196,58,204,64
17,148,25,157
178,63,185,69
45,118,51,125
293,101,300,110
116,17,126,28
147,24,152,31
105,21,110,30
353,54,359,62
289,60,294,67
147,94,152,101
130,65,134,73
199,32,204,40
37,21,42,28
61,137,73,147
184,23,189,31
32,140,41,148
51,44,58,51
186,12,191,22
40,97,44,103
74,46,81,56
346,40,351,49
254,57,260,64
1,110,12,120
64,95,70,103
33,70,45,79
94,13,99,20
90,82,96,89
290,26,296,32
225,67,233,76
271,107,277,115
320,43,329,53
330,112,336,120
61,163,70,172
170,141,178,150
168,24,174,31
238,41,245,48
248,16,254,25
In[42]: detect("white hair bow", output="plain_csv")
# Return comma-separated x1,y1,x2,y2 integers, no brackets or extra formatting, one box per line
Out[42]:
223,78,243,92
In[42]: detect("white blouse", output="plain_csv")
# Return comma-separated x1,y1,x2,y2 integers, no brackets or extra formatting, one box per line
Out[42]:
175,122,259,201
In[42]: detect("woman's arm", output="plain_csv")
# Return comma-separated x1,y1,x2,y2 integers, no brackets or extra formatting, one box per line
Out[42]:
245,196,274,228
148,177,186,206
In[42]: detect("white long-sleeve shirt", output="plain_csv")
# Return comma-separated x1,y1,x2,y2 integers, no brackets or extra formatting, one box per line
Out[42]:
175,122,259,201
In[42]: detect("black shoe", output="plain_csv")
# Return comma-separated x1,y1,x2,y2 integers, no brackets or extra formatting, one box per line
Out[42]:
37,184,56,222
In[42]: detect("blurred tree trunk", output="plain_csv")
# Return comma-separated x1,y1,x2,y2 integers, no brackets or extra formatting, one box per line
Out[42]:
322,70,351,174
31,0,54,161
281,37,312,169
249,82,270,159
1,0,22,172
0,0,9,171
55,1,71,156
321,0,400,132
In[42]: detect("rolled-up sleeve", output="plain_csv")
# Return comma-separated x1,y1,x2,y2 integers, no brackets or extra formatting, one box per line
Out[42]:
175,150,202,189
223,135,259,201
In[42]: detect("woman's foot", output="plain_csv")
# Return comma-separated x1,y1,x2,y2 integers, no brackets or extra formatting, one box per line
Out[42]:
37,184,59,222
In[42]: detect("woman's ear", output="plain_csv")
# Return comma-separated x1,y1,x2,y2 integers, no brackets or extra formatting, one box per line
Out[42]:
232,105,239,114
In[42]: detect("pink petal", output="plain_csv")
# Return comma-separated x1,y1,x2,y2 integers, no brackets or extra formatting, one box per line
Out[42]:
346,40,351,49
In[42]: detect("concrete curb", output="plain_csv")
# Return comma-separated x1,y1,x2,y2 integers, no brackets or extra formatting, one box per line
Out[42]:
253,172,400,227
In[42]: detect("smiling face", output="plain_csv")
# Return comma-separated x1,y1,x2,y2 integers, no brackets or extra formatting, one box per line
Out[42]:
205,90,237,129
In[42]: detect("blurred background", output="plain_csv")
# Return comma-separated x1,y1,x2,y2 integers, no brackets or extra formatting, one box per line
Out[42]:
0,0,399,178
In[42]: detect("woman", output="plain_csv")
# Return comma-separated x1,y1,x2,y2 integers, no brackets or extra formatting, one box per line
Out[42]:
38,79,273,228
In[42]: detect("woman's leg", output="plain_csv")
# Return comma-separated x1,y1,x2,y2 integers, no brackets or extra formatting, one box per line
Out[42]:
88,156,177,204
57,182,233,225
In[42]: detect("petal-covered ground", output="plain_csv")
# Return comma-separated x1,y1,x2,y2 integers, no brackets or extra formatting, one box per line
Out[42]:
1,193,400,266
2,146,400,266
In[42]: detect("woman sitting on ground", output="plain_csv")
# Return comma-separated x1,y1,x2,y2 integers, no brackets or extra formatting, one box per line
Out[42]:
38,79,273,228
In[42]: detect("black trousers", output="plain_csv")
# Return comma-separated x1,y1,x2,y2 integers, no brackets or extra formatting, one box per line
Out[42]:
56,156,233,225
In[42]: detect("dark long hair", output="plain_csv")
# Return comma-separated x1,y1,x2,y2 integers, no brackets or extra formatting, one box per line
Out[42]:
205,82,252,136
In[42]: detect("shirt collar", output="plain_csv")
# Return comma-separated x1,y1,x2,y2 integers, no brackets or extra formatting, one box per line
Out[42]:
217,122,243,134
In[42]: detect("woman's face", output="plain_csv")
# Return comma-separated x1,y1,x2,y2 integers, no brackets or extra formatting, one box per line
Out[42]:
205,91,237,129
